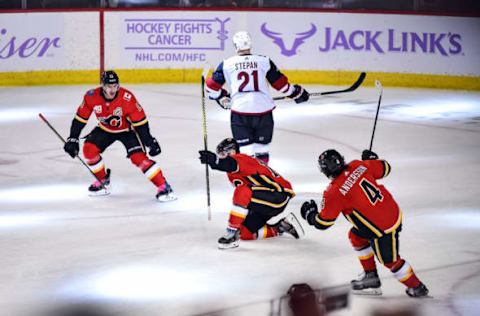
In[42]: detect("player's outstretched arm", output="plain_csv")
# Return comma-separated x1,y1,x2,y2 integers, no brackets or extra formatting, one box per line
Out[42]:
198,150,237,172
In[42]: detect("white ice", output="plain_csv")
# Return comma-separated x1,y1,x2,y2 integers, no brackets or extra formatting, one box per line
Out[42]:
0,83,479,316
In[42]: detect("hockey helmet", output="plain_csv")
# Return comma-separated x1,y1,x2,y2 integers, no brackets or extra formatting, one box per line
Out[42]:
318,149,346,179
232,31,252,52
287,283,323,316
216,138,240,157
101,70,120,85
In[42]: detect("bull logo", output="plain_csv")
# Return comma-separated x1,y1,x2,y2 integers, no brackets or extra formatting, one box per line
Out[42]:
261,23,317,57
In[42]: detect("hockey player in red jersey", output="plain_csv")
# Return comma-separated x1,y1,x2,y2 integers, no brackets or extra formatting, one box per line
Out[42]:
199,138,304,249
63,70,176,202
205,31,309,164
301,149,429,298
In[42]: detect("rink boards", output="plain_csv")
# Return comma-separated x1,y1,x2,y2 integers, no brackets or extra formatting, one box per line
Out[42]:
0,9,479,90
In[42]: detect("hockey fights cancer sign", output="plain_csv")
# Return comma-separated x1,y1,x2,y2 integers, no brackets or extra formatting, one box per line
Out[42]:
121,16,230,65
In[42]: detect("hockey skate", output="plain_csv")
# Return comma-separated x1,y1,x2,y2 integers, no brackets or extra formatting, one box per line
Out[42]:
406,283,429,298
88,169,111,196
218,227,240,250
351,270,382,295
276,213,305,239
156,182,177,202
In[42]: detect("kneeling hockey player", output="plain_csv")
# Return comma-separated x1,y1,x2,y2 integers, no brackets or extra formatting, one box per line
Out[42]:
199,138,304,249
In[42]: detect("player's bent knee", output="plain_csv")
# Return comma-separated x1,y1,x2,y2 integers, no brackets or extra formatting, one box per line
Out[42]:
233,186,252,208
385,258,404,271
348,229,370,248
83,142,101,160
130,152,150,167
239,225,256,240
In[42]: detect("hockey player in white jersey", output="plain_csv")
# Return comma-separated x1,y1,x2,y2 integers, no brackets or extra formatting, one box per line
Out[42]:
205,31,309,164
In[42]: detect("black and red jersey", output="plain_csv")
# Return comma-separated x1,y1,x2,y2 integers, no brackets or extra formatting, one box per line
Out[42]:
75,87,148,133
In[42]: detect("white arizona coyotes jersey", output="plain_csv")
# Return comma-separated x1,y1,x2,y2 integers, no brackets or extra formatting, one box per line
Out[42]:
207,54,293,115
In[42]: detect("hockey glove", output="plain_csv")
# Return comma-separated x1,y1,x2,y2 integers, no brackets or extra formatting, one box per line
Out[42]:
289,84,310,104
301,200,318,225
146,138,161,156
213,89,231,110
361,149,378,160
64,137,79,158
199,150,218,167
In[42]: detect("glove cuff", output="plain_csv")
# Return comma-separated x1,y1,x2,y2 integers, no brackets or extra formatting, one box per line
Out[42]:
66,137,79,143
306,211,317,226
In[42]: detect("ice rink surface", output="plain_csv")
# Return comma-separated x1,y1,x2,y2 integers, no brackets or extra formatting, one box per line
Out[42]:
0,83,479,316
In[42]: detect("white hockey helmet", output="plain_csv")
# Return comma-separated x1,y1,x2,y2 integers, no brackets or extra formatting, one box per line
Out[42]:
232,31,252,52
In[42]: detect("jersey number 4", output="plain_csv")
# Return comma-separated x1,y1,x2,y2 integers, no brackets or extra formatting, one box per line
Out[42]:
359,179,383,205
238,70,259,92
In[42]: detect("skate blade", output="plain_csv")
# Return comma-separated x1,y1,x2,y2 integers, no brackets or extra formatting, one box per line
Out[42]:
286,212,305,239
218,241,239,250
352,288,382,296
156,193,178,202
88,189,111,196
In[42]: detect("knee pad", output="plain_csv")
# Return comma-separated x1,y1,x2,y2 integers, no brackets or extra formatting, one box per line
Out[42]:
130,152,153,170
83,142,101,161
232,185,252,208
348,229,370,249
239,225,256,240
385,258,404,271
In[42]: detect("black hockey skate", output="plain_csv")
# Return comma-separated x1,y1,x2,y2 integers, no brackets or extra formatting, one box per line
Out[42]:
88,169,111,196
406,283,429,298
275,213,305,239
218,227,240,250
351,270,382,295
156,182,177,202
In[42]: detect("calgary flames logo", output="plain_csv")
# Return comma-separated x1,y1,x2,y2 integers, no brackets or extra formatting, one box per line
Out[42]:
261,23,317,57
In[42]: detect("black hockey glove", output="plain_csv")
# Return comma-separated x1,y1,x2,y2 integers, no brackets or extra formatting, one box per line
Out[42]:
361,149,378,160
64,137,79,158
214,89,231,110
199,150,218,167
301,200,318,225
146,138,161,156
289,84,310,104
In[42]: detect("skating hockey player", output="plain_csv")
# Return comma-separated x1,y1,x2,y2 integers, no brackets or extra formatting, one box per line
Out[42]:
300,149,429,298
205,31,310,164
199,138,304,249
63,70,176,202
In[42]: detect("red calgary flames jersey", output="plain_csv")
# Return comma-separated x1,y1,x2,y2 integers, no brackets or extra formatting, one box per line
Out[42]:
74,87,147,133
319,159,401,237
227,153,294,194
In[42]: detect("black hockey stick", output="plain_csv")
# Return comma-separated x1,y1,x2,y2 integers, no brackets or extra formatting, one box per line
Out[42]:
368,80,383,151
38,113,107,190
201,65,212,220
273,72,366,101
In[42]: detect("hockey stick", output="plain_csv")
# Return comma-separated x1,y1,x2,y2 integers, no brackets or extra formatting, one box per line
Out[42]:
368,80,383,151
201,64,212,220
273,72,366,101
38,113,107,190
